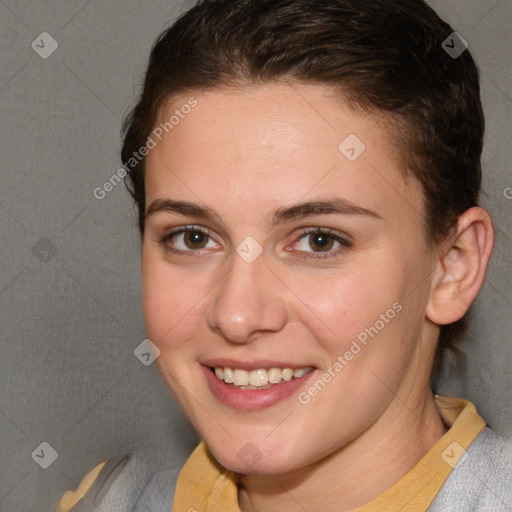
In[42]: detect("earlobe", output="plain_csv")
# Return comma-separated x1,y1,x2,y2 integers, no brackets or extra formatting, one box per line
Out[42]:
426,207,495,325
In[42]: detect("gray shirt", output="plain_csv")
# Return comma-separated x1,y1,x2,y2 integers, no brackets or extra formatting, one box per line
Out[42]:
67,426,512,512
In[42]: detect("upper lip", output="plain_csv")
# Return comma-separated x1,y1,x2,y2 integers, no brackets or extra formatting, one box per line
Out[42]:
201,359,315,371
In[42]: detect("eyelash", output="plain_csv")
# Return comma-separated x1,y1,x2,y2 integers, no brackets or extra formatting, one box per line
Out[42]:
159,225,352,260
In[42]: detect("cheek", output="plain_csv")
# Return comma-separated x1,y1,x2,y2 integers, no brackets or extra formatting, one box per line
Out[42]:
288,266,395,348
141,254,199,348
287,262,417,393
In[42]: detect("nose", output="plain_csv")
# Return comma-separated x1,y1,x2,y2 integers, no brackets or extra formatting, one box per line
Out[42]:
206,247,287,344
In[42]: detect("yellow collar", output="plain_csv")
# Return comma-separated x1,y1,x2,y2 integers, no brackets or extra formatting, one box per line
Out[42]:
172,395,486,512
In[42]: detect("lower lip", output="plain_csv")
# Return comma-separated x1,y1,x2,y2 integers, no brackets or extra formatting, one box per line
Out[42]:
202,365,317,410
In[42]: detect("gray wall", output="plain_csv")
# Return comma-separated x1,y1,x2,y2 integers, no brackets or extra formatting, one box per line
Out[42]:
0,0,510,511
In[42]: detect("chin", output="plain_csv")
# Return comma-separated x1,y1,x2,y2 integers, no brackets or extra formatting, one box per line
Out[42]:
206,436,305,476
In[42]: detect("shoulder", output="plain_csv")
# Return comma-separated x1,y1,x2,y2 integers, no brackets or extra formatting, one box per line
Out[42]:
55,453,183,512
56,460,107,512
429,427,512,511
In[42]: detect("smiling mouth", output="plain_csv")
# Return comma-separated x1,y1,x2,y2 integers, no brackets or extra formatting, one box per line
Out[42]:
210,366,314,390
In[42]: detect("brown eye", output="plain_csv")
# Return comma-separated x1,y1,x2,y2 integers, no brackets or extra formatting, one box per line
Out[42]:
183,230,209,249
160,226,218,254
308,232,335,252
292,228,352,259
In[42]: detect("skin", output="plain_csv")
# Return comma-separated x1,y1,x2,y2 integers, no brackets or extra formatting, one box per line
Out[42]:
141,81,494,511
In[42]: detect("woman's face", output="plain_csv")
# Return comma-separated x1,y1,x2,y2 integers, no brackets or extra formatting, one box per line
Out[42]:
142,82,440,474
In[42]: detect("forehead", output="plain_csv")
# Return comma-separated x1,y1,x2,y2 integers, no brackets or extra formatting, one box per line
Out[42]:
153,82,397,160
144,82,422,223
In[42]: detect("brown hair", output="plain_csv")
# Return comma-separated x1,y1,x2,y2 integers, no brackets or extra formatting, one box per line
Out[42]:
121,0,484,377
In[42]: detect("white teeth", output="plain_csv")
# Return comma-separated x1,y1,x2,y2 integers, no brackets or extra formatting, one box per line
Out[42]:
233,369,249,386
267,368,282,384
213,366,312,387
224,367,234,383
249,369,269,387
282,368,293,381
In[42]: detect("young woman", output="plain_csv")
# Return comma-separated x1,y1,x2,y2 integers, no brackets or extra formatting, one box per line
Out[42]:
56,0,512,510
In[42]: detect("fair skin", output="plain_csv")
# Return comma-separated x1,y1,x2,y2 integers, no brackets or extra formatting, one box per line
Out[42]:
141,81,494,512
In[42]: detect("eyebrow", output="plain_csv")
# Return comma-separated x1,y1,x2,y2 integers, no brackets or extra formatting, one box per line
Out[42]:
145,197,382,229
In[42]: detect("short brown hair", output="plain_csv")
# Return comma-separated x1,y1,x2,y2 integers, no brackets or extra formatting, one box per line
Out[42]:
121,0,484,377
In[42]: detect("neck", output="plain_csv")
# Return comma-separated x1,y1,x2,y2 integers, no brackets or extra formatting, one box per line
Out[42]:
238,390,447,512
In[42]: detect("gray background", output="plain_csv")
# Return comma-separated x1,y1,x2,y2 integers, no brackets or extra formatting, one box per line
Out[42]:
0,0,510,511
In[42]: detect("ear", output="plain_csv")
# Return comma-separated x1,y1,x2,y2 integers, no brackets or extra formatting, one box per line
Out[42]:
426,206,495,325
